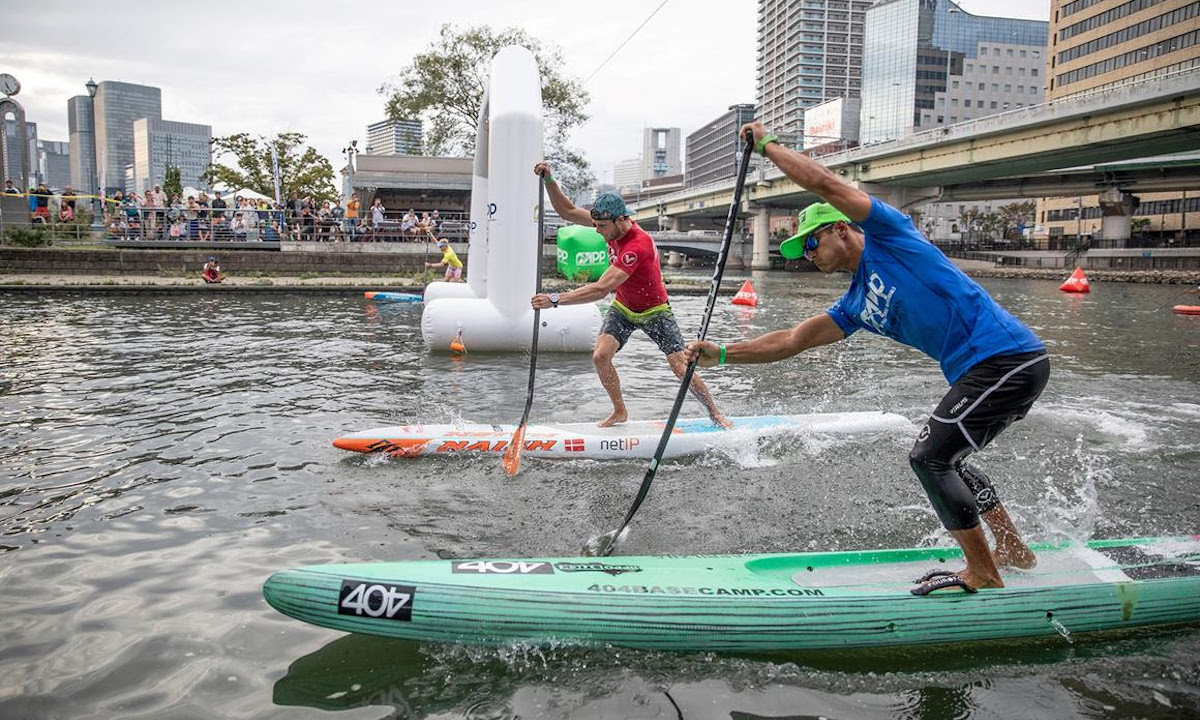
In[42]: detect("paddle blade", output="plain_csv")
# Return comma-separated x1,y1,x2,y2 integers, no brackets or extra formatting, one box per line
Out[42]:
581,527,629,557
501,423,527,476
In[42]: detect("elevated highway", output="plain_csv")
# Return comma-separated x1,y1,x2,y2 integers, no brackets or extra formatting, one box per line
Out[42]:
633,67,1200,266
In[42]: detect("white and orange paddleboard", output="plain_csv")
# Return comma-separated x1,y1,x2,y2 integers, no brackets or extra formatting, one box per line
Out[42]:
333,411,911,461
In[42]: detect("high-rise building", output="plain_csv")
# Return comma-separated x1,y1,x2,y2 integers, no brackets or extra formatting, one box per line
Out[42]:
132,118,212,195
612,158,642,195
92,81,162,195
756,0,877,146
642,127,682,180
38,140,71,191
67,95,97,195
365,118,423,155
686,103,758,187
860,0,1048,144
2,117,38,188
1039,0,1200,246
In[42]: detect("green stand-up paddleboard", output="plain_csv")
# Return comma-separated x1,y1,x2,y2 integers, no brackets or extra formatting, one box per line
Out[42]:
262,536,1199,652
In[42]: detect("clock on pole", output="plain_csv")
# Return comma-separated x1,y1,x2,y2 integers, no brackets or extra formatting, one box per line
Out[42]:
0,74,20,96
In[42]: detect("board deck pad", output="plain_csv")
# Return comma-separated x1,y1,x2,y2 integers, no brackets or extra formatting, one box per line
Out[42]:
332,411,913,460
263,536,1200,652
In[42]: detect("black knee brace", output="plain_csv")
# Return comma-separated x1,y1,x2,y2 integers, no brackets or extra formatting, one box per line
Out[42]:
957,461,1000,515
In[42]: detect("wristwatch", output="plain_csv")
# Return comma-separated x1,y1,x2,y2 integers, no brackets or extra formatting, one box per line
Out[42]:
549,293,560,308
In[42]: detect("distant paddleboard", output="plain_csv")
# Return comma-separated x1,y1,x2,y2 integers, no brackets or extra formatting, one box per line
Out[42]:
1172,305,1200,316
263,535,1200,651
332,411,912,460
364,291,423,303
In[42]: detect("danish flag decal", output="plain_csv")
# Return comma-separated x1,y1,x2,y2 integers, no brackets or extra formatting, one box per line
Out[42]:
564,438,585,452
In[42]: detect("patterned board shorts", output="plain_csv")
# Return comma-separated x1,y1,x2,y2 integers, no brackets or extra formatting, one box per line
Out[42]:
600,306,685,355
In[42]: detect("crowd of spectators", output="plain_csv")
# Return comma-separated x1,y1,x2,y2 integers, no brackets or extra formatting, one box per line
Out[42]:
3,180,463,244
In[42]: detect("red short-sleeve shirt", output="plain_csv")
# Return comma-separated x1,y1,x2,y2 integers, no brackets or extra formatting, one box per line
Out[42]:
608,223,668,312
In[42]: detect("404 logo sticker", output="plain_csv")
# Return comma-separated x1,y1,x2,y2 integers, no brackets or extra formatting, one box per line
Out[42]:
452,561,554,574
338,580,415,621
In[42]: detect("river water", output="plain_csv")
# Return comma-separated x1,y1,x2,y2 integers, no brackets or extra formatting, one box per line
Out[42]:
1,273,1197,719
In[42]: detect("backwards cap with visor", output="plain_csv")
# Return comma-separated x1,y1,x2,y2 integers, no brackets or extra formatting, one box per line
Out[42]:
589,193,633,222
779,202,854,259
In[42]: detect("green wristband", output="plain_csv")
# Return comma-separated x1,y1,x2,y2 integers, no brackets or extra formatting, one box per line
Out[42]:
754,133,778,156
718,344,727,365
543,173,556,184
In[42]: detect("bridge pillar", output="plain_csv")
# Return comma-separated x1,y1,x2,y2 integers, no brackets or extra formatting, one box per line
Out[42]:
750,209,771,270
857,183,942,212
1098,187,1137,246
666,251,684,267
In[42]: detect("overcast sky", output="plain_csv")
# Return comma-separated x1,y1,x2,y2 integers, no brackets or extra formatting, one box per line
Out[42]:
1,0,1050,183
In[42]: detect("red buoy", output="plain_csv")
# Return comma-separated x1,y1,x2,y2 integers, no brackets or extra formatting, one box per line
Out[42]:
1059,267,1090,293
731,280,758,307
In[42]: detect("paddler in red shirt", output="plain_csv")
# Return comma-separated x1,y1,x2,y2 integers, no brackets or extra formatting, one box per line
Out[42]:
530,162,730,429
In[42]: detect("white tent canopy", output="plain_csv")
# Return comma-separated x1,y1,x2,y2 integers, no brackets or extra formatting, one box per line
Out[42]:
180,185,274,202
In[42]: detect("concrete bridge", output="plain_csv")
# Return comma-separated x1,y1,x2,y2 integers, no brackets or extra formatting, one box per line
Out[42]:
634,67,1200,268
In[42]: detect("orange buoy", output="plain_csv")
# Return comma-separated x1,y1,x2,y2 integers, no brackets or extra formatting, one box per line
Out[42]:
449,331,466,354
1059,267,1090,293
731,280,758,307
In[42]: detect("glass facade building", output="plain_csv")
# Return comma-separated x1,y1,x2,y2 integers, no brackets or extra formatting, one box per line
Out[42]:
132,118,212,195
860,0,1048,143
67,95,97,195
93,81,162,195
2,118,37,188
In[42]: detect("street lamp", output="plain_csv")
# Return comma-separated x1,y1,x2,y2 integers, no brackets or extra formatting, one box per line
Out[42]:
342,139,358,200
85,78,103,232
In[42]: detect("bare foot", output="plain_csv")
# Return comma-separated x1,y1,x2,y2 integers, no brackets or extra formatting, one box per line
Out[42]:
955,567,1004,590
711,413,734,429
994,543,1037,570
598,410,628,427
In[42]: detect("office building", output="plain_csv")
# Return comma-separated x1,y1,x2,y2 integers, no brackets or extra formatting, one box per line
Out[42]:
612,158,642,196
90,81,162,195
365,118,423,155
860,0,1048,144
1040,0,1200,245
132,118,212,195
3,118,38,188
38,140,71,191
67,95,97,195
686,103,758,187
643,127,682,180
756,0,877,146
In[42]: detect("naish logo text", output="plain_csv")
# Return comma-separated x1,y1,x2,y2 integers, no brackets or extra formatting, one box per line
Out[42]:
859,271,896,334
554,562,642,576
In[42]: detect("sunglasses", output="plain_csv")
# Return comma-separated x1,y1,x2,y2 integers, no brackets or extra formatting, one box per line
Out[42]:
805,223,838,257
590,208,622,221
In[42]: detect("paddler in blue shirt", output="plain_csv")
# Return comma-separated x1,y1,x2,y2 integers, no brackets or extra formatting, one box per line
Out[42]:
685,122,1050,596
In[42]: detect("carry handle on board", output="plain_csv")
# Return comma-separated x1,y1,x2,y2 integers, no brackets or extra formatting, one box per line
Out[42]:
585,130,758,557
502,174,547,476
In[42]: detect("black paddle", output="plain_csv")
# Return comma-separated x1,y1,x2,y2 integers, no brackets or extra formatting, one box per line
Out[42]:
502,176,547,476
584,131,757,556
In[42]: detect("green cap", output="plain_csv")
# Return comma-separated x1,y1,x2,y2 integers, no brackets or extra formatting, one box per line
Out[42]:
780,202,853,259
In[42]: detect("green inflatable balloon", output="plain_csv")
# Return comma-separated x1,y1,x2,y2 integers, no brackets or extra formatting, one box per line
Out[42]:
556,225,609,281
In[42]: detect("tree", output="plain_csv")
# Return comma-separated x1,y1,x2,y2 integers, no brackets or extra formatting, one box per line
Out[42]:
203,132,337,202
996,200,1036,242
163,166,182,199
380,24,595,200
